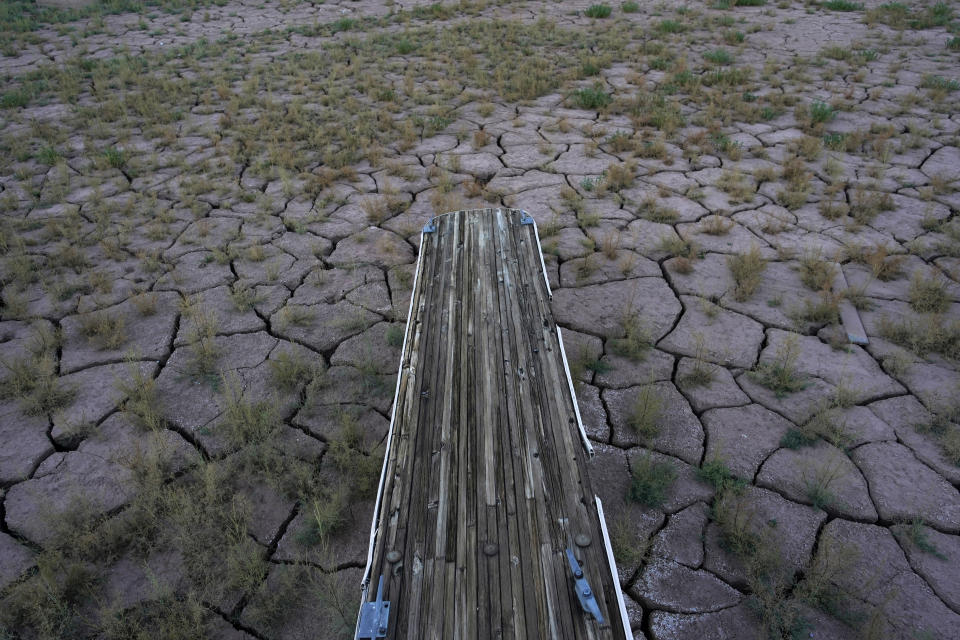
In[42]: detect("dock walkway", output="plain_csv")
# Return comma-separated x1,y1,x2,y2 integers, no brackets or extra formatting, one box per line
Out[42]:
358,208,629,639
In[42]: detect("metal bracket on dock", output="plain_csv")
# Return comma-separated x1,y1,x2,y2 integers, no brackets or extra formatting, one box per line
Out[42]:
423,218,437,233
520,213,535,225
356,575,390,639
565,548,604,624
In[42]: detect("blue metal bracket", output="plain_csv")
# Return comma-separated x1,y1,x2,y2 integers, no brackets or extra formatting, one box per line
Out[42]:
356,575,390,638
423,218,437,233
520,212,535,225
566,548,604,624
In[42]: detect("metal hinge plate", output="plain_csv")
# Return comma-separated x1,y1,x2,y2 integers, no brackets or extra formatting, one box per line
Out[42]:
356,575,390,638
566,548,604,624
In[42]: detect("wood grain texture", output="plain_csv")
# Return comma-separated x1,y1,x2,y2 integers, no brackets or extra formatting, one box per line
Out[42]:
365,208,627,639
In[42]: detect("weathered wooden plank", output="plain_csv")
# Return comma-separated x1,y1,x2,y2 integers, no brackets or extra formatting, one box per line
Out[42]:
476,214,496,640
358,209,627,640
834,265,869,345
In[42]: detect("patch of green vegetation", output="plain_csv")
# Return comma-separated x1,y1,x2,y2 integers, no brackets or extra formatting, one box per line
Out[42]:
585,4,612,18
626,384,663,441
798,251,834,291
658,19,685,33
268,350,312,393
909,274,950,313
821,0,863,11
36,146,61,165
728,247,767,301
296,486,349,547
697,457,744,492
823,132,846,150
331,17,357,33
704,48,734,64
809,100,835,123
0,0,226,36
628,453,677,507
921,75,960,92
4,17,630,171
609,310,652,360
219,376,279,448
609,515,649,567
573,84,613,109
867,2,954,30
102,146,127,169
750,334,809,397
879,315,960,360
0,89,30,108
804,457,843,510
915,405,960,467
0,353,75,416
385,324,405,347
618,90,685,132
781,428,819,449
649,56,671,70
904,519,947,559
621,1,640,13
725,29,746,44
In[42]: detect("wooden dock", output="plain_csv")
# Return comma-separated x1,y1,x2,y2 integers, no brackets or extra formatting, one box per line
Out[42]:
357,208,629,639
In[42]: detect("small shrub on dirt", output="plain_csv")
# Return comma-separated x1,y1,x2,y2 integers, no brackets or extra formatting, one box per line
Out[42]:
728,246,767,301
79,312,127,350
628,452,677,507
921,75,959,92
658,19,685,33
219,376,280,448
798,251,835,291
704,48,734,64
879,315,960,360
585,4,612,18
385,324,405,346
627,384,662,440
803,455,845,510
573,84,612,109
296,485,350,547
850,188,894,225
750,334,808,396
680,335,715,387
609,309,652,360
822,0,864,10
0,353,75,416
269,350,312,392
904,519,947,559
610,515,649,566
603,160,636,191
697,457,743,492
847,244,905,281
908,273,949,313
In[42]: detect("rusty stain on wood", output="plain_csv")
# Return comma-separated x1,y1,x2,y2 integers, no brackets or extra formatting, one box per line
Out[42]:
358,208,628,639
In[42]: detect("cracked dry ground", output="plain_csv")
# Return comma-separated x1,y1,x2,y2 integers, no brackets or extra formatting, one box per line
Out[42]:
1,0,960,638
